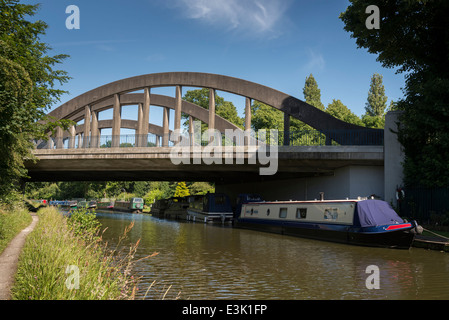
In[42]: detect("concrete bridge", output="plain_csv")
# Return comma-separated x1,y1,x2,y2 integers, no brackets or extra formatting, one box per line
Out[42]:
25,72,402,206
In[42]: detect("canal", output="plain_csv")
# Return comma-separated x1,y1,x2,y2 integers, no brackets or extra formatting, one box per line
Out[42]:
96,211,449,300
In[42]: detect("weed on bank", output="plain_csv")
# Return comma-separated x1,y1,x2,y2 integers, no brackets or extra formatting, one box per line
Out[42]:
0,204,32,255
11,207,141,300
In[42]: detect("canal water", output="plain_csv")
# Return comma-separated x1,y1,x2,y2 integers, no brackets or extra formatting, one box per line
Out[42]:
96,211,449,300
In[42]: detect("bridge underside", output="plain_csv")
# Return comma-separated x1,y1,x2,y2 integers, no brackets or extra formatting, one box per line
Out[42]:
25,146,383,184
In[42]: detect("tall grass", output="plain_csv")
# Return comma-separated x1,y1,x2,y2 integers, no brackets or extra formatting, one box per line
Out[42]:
0,204,32,254
11,207,144,300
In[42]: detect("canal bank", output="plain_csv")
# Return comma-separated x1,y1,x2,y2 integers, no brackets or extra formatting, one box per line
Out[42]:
0,213,38,300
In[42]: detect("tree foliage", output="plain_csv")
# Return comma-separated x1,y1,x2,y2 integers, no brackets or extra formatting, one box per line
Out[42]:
341,0,449,187
326,99,363,126
182,88,244,130
0,0,71,200
303,74,325,111
173,182,190,198
362,73,387,128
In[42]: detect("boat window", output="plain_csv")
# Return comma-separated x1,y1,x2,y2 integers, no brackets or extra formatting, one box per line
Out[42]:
279,207,288,218
267,209,270,216
296,208,307,219
251,208,254,215
324,208,338,221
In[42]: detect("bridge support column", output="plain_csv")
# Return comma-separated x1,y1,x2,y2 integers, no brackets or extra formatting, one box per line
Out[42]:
91,109,99,148
68,125,76,149
55,127,63,149
209,88,215,131
384,111,404,207
112,94,121,148
174,86,182,131
137,87,150,147
245,97,251,145
83,105,91,148
162,106,170,147
283,113,290,146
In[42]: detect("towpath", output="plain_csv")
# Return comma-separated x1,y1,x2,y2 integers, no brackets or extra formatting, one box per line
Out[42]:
0,213,39,300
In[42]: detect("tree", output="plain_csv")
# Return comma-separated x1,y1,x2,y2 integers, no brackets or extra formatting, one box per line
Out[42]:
188,182,215,195
362,73,387,128
250,100,284,131
174,182,190,198
182,88,244,131
326,99,363,126
340,0,449,187
0,1,70,200
290,74,325,133
365,73,387,117
303,74,325,111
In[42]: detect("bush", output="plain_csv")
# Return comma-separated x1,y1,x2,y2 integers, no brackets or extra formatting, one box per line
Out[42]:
66,208,101,239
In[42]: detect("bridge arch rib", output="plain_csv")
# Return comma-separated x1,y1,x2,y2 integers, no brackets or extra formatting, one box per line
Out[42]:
49,72,382,147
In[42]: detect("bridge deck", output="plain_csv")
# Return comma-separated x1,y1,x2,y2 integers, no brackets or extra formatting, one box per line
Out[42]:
26,146,383,183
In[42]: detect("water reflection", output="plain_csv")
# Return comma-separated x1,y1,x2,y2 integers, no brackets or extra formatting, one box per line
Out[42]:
96,212,449,300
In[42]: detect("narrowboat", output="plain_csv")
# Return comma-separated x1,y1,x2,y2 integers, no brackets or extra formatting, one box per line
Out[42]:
49,200,77,210
77,200,97,209
234,194,421,249
186,193,233,223
163,197,190,219
150,199,169,218
97,200,114,210
114,197,144,213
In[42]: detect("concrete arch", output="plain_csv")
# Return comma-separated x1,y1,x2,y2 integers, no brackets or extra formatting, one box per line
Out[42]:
66,93,241,133
49,72,381,146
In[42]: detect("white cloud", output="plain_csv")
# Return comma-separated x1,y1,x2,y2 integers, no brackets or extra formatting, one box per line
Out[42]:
304,48,326,72
170,0,292,38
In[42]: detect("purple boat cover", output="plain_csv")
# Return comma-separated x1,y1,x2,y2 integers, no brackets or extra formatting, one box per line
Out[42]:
354,200,404,227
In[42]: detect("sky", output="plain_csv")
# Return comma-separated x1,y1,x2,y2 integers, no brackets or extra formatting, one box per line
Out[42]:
27,0,407,131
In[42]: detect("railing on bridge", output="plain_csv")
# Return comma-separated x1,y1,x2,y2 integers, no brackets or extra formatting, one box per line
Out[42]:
34,129,383,150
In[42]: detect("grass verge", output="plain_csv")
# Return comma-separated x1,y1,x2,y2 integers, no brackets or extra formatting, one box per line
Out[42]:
0,204,32,255
11,206,141,300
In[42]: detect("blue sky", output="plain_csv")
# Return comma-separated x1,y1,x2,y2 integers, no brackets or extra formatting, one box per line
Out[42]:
29,0,406,129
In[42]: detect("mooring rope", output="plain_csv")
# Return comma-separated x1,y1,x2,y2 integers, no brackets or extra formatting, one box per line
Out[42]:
422,227,449,241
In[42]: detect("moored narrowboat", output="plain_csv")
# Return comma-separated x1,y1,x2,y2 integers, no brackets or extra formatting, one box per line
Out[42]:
77,200,97,209
234,194,421,249
164,196,190,219
150,198,169,218
114,197,144,213
186,193,233,223
97,200,114,210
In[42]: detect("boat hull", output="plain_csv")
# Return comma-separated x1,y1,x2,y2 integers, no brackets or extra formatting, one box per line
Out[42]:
234,219,416,249
187,209,233,223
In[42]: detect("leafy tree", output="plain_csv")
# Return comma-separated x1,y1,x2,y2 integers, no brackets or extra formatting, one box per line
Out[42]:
188,182,215,195
303,74,325,111
362,73,387,128
173,182,190,198
0,1,71,200
326,99,363,126
340,0,449,187
250,100,283,131
365,73,388,117
182,88,244,131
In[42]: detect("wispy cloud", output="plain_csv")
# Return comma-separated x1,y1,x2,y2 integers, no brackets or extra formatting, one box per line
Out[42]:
169,0,292,38
304,48,326,72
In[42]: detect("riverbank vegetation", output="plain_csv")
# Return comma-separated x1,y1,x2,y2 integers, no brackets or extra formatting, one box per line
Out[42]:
11,207,146,300
25,180,214,206
0,204,32,254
